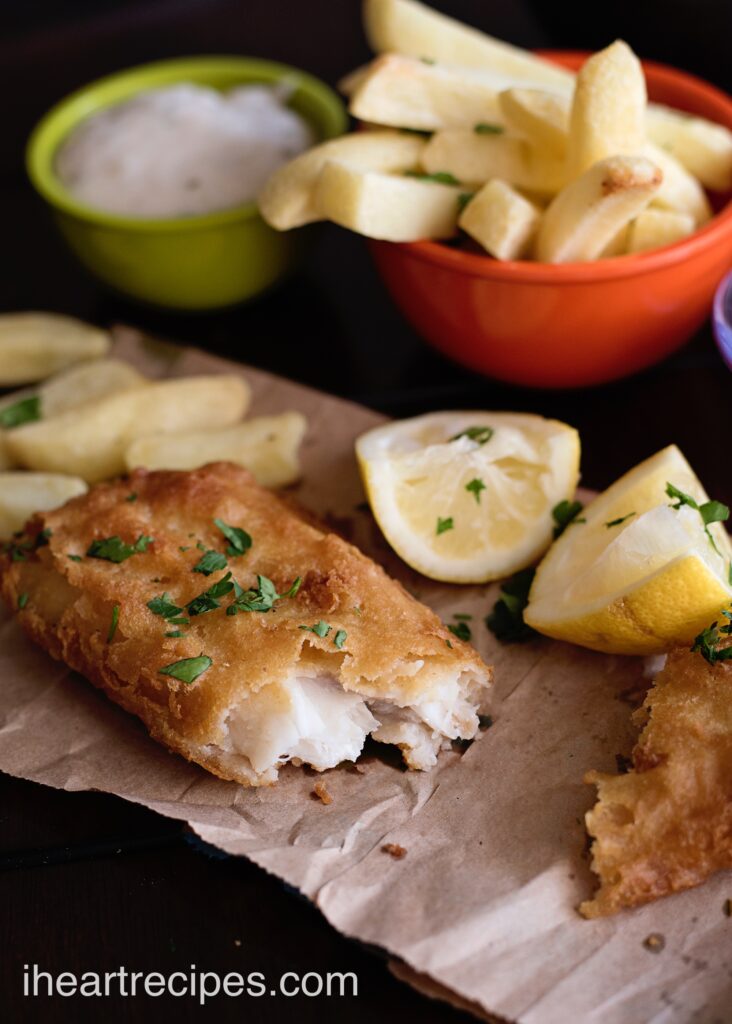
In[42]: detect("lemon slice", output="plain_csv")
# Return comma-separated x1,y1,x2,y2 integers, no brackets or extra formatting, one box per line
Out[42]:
525,445,732,654
356,411,580,583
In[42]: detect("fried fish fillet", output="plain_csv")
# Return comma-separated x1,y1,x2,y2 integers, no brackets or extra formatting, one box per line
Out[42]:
581,645,732,917
0,463,492,786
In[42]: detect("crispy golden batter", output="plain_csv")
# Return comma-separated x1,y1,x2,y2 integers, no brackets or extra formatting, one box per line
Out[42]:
582,646,732,917
0,463,491,786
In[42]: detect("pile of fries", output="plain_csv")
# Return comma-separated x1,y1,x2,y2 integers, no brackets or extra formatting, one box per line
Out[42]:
260,0,732,262
0,314,306,538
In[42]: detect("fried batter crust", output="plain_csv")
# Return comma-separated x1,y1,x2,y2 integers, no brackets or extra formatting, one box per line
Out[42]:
0,463,491,785
582,646,732,917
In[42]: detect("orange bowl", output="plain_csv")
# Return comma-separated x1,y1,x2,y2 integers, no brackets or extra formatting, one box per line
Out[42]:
369,52,732,388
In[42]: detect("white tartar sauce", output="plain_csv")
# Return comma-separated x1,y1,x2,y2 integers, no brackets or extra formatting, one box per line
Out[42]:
56,82,314,218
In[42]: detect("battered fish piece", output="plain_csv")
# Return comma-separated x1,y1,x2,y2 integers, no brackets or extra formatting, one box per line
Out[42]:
0,463,492,786
581,644,732,917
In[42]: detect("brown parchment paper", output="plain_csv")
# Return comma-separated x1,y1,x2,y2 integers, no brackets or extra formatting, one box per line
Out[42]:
1,327,730,1024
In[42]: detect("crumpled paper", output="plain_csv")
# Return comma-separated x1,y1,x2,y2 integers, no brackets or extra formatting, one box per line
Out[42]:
1,327,729,1024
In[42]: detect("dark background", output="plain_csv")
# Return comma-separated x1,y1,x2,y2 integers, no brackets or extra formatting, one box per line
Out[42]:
2,2,731,1022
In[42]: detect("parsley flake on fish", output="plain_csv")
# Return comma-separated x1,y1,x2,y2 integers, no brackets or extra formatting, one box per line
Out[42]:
187,572,235,616
299,620,331,638
214,518,252,557
87,534,153,563
436,516,454,535
227,574,301,615
193,549,228,576
107,604,120,643
159,655,212,684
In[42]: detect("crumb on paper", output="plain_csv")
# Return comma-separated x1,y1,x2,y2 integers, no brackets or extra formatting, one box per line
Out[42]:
234,939,242,947
643,933,666,953
312,781,332,805
382,843,407,859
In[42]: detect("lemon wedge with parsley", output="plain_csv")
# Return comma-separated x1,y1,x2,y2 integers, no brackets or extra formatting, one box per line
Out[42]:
524,445,732,654
355,411,580,583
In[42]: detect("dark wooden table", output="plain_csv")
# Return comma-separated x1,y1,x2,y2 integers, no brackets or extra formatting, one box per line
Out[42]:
1,2,730,1021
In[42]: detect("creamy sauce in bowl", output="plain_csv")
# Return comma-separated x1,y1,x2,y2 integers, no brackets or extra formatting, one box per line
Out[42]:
55,82,315,218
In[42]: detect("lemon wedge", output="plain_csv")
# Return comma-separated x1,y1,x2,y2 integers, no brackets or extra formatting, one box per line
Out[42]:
356,411,580,583
525,445,732,654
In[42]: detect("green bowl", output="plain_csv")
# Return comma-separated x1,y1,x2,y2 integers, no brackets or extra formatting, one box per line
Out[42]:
26,56,348,310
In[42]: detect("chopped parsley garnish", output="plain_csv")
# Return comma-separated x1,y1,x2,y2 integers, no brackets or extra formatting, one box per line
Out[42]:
147,593,185,620
420,56,436,65
457,191,474,214
474,122,504,134
125,492,138,503
67,554,82,563
159,654,212,684
214,518,252,557
485,568,537,643
466,477,486,504
446,638,453,649
187,572,235,616
334,629,347,649
107,604,120,643
300,620,331,638
179,546,190,552
605,512,636,528
18,593,29,610
0,395,41,429
436,516,454,535
691,610,732,664
165,630,186,638
451,425,493,445
405,170,460,185
227,574,301,615
448,620,471,642
666,482,730,556
453,613,472,620
552,500,585,538
87,534,153,563
193,549,228,576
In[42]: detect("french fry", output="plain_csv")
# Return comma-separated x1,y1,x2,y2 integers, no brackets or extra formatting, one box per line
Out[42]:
0,434,12,472
125,412,307,488
363,0,573,87
0,359,148,471
534,155,662,263
566,41,647,180
422,131,565,193
646,143,712,225
348,54,518,132
0,313,110,386
647,106,732,191
0,472,88,539
6,375,250,483
459,180,541,260
41,358,148,417
259,131,426,230
499,88,570,157
338,64,372,97
314,161,462,241
626,209,695,253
